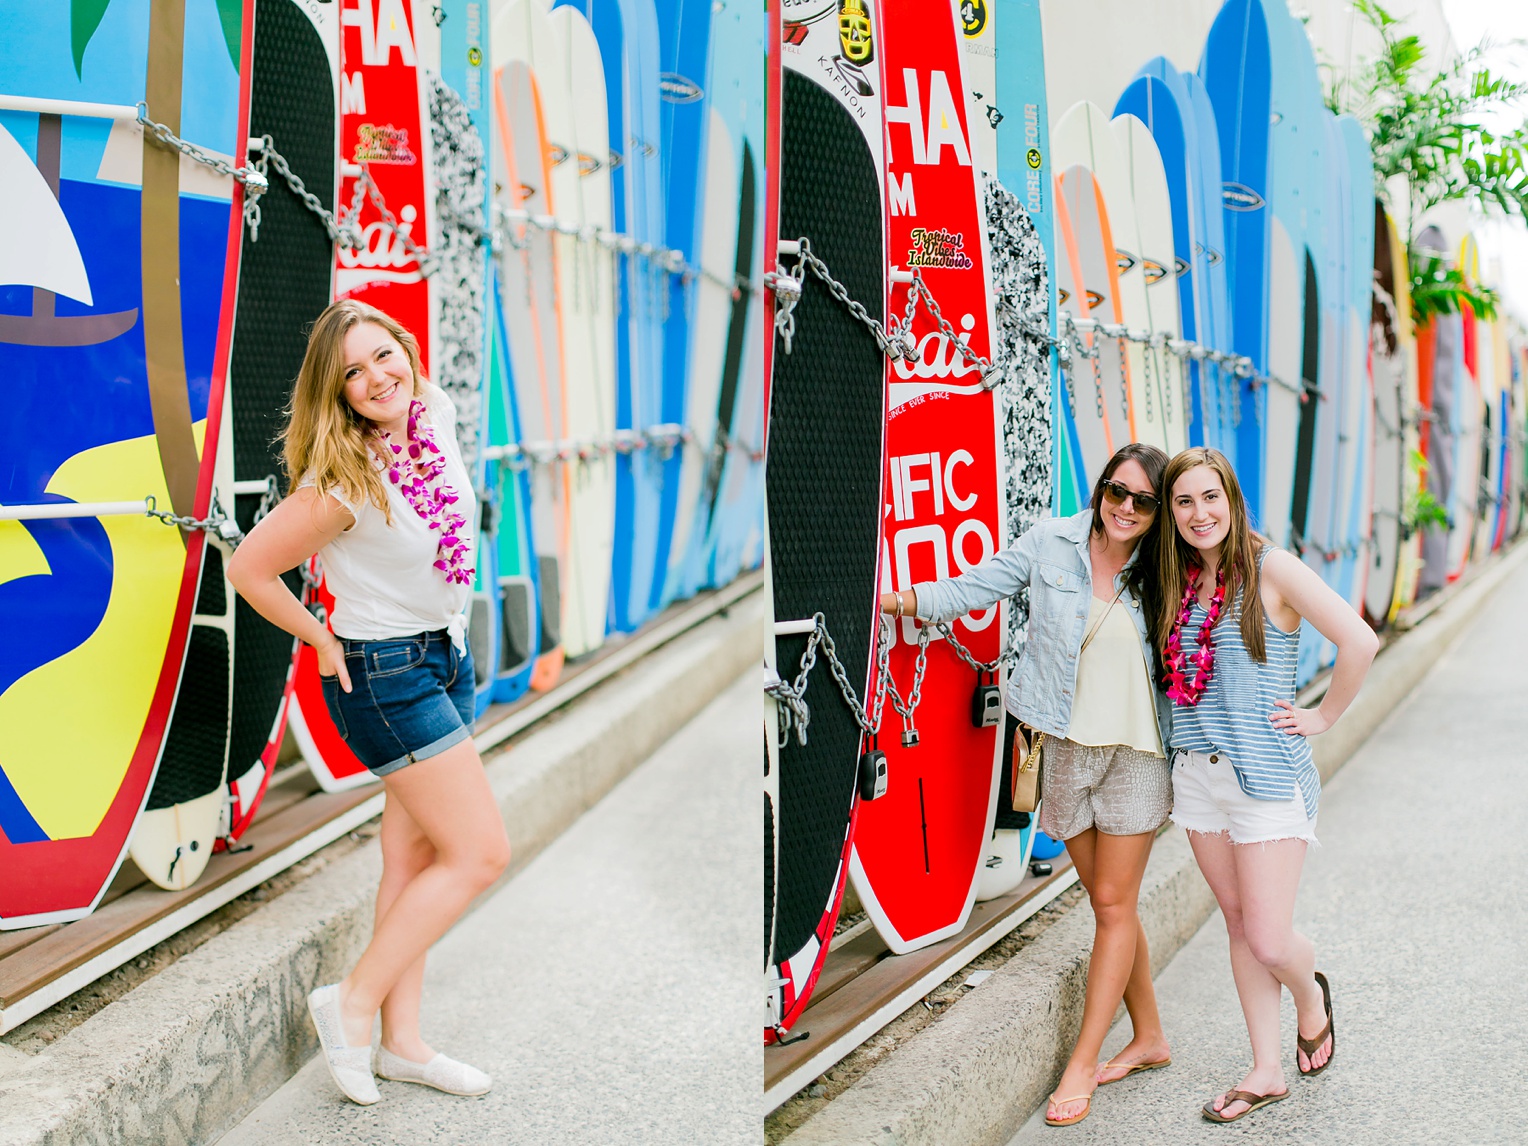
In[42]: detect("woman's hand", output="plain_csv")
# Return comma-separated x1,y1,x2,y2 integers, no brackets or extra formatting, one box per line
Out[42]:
1269,698,1329,737
316,631,352,693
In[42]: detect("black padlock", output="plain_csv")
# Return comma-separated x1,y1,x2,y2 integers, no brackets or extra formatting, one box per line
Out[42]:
971,671,1002,728
1030,860,1053,877
858,742,888,800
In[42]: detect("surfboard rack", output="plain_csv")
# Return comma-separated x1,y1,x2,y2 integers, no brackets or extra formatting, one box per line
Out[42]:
772,618,818,636
0,95,137,120
0,499,153,521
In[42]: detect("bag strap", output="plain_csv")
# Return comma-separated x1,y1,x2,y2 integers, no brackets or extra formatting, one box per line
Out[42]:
1079,581,1128,656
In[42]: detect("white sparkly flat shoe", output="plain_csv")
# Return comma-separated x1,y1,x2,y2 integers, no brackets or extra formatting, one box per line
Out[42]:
307,984,380,1105
374,1046,492,1096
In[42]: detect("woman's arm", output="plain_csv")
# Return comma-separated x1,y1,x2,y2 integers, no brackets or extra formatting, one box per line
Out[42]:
1260,548,1380,736
880,521,1044,621
226,486,357,690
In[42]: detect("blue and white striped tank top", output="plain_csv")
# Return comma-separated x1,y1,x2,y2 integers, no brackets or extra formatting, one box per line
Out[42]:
1169,548,1320,818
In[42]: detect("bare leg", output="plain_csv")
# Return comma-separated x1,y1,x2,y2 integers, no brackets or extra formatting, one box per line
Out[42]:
1190,832,1328,1119
373,796,438,1061
336,739,511,1047
1047,828,1161,1122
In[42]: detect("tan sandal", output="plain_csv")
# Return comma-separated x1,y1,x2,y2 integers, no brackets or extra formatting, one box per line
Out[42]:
1044,1092,1093,1127
1297,970,1335,1076
1201,1087,1288,1123
1097,1056,1171,1085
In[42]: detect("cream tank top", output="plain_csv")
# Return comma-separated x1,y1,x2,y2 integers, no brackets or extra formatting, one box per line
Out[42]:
300,384,476,649
1066,594,1164,756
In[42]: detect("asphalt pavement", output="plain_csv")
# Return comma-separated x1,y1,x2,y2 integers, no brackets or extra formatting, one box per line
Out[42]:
218,669,758,1145
1009,557,1528,1143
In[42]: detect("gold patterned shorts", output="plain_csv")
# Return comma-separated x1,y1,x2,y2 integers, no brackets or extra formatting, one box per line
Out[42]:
1038,738,1172,840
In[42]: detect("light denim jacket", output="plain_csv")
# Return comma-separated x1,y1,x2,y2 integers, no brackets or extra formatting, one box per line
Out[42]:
912,509,1172,748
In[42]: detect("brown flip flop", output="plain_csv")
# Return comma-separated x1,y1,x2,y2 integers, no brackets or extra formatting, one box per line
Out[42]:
1044,1092,1093,1127
1096,1056,1171,1085
1297,970,1335,1077
1201,1087,1288,1123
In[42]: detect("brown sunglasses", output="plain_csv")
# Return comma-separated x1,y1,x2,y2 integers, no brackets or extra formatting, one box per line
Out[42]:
1100,477,1160,515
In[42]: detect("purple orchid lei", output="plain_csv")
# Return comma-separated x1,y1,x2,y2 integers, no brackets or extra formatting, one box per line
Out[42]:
371,399,474,586
1162,563,1226,707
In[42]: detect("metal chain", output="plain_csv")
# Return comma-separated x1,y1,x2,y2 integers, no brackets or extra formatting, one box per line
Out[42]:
907,274,1002,388
930,619,1016,674
137,103,269,238
144,489,244,546
883,619,931,735
766,612,893,747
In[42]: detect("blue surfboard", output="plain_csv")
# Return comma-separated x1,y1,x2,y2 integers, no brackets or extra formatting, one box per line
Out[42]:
1201,0,1272,522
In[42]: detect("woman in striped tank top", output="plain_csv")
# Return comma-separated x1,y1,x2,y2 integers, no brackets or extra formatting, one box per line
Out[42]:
1154,449,1377,1124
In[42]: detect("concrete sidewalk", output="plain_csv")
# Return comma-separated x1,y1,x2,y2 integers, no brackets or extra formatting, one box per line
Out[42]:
218,671,758,1145
1009,557,1528,1143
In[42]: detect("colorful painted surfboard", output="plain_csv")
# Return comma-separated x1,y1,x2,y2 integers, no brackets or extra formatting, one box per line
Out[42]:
851,0,1003,956
765,0,885,1041
0,0,246,922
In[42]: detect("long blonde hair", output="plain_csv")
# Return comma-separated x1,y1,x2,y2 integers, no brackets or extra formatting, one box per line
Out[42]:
281,300,425,522
1154,447,1268,664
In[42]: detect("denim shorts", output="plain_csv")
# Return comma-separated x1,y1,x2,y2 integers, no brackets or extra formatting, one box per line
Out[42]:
320,630,474,776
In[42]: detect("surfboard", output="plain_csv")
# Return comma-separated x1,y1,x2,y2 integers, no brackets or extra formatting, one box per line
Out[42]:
1054,104,1136,459
765,0,886,1039
128,0,259,892
0,0,245,922
697,0,766,594
606,0,666,633
851,0,1004,956
1200,0,1271,522
433,0,501,716
1382,208,1424,617
296,0,439,791
1052,171,1111,485
1365,202,1405,628
492,0,569,690
1183,70,1236,467
647,0,713,614
1336,115,1374,616
1113,113,1186,454
970,213,1046,896
540,5,616,660
1120,62,1213,452
485,265,541,703
213,0,335,842
994,0,1070,517
1447,234,1483,580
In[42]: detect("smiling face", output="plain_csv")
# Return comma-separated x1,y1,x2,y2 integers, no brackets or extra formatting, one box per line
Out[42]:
1097,457,1158,546
1170,464,1231,556
341,321,416,433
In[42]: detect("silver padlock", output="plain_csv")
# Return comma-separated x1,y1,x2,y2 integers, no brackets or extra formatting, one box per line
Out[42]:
900,723,919,748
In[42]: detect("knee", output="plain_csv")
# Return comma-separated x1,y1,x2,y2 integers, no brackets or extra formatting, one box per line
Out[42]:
1089,887,1138,932
469,831,512,889
1243,924,1293,970
1220,906,1246,944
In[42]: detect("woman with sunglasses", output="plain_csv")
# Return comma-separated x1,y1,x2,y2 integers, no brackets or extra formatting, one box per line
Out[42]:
882,443,1174,1128
1154,449,1376,1124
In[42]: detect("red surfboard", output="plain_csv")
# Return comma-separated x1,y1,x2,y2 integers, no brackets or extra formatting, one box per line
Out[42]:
849,0,1004,956
292,0,436,791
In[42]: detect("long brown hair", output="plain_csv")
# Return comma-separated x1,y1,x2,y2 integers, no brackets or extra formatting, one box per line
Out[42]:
1090,442,1168,621
1154,447,1268,664
280,300,427,523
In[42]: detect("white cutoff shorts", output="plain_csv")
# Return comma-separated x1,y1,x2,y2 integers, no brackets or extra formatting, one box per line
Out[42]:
1169,749,1318,846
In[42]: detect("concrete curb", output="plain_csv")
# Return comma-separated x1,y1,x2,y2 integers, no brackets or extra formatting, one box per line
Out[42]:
783,544,1526,1146
0,593,762,1146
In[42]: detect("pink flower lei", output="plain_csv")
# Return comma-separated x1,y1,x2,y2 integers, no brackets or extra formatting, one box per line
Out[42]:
1162,563,1227,707
370,399,474,587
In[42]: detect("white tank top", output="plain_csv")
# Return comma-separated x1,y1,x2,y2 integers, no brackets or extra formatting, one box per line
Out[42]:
300,384,476,649
1065,594,1164,756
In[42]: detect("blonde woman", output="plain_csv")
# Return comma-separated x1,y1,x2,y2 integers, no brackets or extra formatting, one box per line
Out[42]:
1153,448,1377,1123
228,300,509,1105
